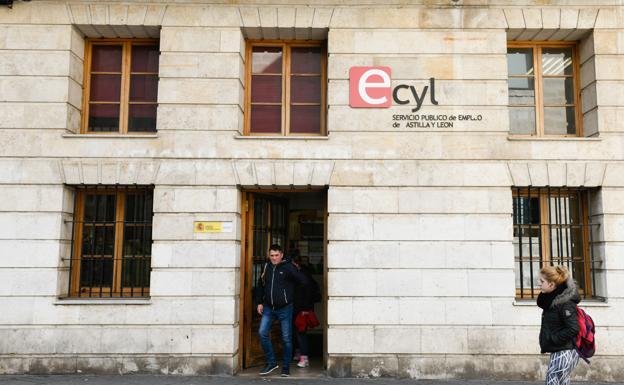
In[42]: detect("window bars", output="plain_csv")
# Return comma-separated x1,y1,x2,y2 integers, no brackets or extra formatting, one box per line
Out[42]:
68,185,153,298
512,187,599,299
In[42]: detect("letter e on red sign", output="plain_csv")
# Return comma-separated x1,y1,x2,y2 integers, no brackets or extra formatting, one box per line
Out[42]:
349,66,392,108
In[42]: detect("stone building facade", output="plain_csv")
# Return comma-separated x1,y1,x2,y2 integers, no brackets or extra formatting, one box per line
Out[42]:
1,0,623,381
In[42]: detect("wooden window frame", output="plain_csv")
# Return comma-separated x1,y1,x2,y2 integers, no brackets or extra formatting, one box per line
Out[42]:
81,39,159,134
507,41,583,137
244,40,327,136
69,187,153,298
512,188,593,299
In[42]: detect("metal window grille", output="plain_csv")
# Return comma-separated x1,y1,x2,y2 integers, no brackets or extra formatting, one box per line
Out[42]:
68,185,153,298
512,187,599,299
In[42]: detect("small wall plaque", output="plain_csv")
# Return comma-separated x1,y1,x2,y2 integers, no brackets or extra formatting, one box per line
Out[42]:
193,221,233,233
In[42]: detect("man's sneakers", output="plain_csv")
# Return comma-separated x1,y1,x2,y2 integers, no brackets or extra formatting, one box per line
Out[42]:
281,368,290,377
259,363,279,376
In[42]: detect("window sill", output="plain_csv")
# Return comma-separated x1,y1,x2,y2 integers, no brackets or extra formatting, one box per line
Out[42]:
513,299,609,307
62,134,158,139
54,298,151,305
234,135,329,140
507,136,601,142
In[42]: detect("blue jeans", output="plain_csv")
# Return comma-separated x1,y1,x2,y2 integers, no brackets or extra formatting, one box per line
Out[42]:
259,303,293,370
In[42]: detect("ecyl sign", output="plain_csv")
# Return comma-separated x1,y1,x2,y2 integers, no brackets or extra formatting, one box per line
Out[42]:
349,66,439,112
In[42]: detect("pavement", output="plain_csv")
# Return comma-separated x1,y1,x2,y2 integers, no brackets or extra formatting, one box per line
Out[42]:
0,375,620,385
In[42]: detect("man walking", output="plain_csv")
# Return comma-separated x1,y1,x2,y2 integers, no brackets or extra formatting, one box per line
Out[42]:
255,244,307,377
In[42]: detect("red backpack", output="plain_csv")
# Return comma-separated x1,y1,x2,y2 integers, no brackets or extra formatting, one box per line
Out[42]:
574,306,596,363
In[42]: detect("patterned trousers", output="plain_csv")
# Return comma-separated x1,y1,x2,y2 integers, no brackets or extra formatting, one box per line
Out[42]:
546,349,580,385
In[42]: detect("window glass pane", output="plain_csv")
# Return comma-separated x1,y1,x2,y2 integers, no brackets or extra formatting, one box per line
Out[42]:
291,76,321,103
123,226,153,257
544,106,576,135
573,259,586,292
513,196,540,226
509,107,536,135
515,260,542,293
252,47,282,74
543,77,574,105
568,193,581,225
79,257,113,287
251,75,282,103
542,47,573,75
83,193,116,222
291,47,321,74
90,74,121,102
80,225,115,256
124,191,153,291
130,75,158,102
548,193,582,267
508,77,535,105
128,104,157,132
124,226,137,255
121,254,151,288
507,48,534,76
91,45,122,72
290,105,321,134
124,191,153,223
84,195,96,222
513,195,542,295
250,105,281,133
131,45,159,73
88,104,120,132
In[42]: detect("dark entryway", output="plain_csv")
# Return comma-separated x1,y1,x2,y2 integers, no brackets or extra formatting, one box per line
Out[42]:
239,189,327,376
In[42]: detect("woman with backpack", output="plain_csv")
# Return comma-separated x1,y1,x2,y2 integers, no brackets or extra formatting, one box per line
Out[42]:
537,265,581,385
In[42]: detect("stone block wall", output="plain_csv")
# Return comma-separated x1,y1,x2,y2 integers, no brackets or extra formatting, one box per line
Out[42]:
0,1,624,381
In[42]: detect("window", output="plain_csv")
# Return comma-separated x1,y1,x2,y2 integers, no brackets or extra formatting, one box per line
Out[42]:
512,187,598,299
82,40,159,134
507,42,581,136
244,41,326,136
69,186,153,297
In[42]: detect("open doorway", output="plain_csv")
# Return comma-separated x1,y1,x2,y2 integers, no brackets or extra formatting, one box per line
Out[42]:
239,189,327,376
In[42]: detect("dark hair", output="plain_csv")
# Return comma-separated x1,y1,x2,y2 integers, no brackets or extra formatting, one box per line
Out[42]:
269,243,282,253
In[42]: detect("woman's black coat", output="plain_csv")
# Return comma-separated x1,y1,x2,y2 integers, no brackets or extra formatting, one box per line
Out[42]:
537,275,581,353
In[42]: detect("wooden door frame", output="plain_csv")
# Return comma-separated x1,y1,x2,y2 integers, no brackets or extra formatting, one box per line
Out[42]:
238,188,328,372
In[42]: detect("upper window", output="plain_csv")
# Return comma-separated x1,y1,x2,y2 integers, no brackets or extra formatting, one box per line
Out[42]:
245,41,326,136
507,42,581,137
69,186,153,298
82,40,159,134
512,187,599,299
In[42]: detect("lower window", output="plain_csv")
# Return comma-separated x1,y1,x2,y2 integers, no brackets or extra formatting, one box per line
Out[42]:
69,186,153,298
512,187,598,299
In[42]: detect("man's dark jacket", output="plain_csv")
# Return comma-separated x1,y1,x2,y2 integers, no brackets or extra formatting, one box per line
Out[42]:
537,275,580,353
255,258,308,309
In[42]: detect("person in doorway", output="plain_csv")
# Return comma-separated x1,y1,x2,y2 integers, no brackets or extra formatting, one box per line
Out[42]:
537,265,581,385
292,257,321,368
255,244,308,377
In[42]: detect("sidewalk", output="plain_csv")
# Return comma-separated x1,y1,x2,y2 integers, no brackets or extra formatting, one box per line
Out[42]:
0,375,619,385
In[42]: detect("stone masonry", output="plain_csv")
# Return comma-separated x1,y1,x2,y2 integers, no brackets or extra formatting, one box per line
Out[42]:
0,0,623,381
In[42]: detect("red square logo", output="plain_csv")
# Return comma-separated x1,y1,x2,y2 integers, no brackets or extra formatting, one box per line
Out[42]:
349,66,392,108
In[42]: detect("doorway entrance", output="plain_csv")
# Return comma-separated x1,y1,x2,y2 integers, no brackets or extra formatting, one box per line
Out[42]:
240,189,327,374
